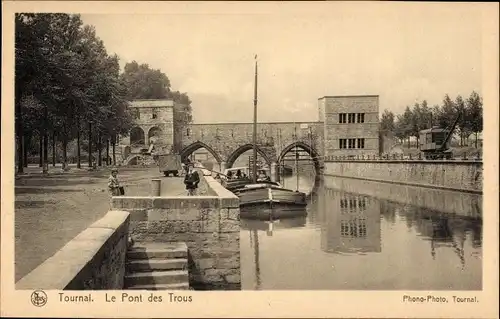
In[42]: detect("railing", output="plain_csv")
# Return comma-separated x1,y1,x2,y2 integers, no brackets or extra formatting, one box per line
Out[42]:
323,152,482,162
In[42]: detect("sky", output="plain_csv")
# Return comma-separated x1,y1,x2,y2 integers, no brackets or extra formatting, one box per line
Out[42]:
80,2,484,124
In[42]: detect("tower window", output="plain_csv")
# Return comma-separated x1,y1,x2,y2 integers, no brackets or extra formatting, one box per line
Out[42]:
357,113,365,123
348,113,356,123
339,138,347,149
339,113,347,123
357,138,365,149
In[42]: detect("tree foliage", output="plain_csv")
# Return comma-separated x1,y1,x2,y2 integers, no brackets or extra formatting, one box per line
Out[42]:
120,61,193,151
380,91,483,148
380,110,395,133
15,13,134,171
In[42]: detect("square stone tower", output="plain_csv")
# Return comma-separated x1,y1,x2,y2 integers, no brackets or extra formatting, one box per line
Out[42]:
122,99,175,152
318,95,379,157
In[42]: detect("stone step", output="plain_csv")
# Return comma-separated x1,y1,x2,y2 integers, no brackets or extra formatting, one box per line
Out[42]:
126,282,190,290
124,270,189,287
127,242,188,260
127,258,188,272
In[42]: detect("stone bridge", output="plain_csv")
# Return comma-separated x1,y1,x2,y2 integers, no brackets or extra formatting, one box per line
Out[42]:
121,95,381,171
178,122,324,171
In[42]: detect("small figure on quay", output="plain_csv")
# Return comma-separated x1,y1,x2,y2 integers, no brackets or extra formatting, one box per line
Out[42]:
182,158,192,176
184,163,200,196
257,169,271,182
236,169,242,179
108,167,124,196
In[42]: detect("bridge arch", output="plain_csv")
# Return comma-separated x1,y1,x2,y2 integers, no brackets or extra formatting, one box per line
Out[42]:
277,141,321,172
130,126,145,145
180,141,222,163
226,144,272,168
148,126,162,144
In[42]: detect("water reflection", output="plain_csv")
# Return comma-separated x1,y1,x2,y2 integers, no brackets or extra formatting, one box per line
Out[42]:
240,170,482,290
320,192,381,254
240,206,308,290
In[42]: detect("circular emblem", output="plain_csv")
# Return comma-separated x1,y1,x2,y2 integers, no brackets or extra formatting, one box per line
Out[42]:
31,290,47,307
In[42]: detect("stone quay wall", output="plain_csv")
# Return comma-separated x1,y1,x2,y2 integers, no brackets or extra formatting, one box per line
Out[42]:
324,158,483,193
112,169,241,290
16,211,130,290
323,176,482,218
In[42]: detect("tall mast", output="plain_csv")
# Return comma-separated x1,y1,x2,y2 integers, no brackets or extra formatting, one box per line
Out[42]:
252,55,258,183
295,124,299,191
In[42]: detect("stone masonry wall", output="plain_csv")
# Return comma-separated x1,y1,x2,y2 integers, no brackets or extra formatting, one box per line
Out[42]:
319,95,380,157
324,159,483,193
122,99,175,149
180,122,323,165
16,211,130,290
112,171,241,290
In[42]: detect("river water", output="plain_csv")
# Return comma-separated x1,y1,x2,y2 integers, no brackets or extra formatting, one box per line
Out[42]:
239,165,483,290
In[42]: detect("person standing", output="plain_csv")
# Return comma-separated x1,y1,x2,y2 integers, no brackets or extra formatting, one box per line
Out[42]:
184,164,200,196
108,168,122,196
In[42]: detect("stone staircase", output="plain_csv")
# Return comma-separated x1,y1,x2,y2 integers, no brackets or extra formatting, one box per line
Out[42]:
125,242,190,290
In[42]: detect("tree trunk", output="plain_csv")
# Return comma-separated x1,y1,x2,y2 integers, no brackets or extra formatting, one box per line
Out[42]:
475,132,478,148
39,134,43,167
43,105,48,164
62,122,67,165
106,138,110,166
77,117,81,168
43,132,48,164
63,135,68,165
23,134,29,167
52,131,56,167
16,89,24,173
112,135,116,165
88,122,92,167
98,132,102,166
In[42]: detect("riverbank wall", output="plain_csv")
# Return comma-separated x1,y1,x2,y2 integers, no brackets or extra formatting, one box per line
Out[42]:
323,158,482,194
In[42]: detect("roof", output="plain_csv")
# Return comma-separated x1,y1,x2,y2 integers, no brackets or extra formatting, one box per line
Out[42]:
318,95,379,100
129,100,174,108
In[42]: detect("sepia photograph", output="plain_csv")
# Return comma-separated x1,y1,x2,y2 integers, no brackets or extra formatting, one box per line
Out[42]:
1,1,498,318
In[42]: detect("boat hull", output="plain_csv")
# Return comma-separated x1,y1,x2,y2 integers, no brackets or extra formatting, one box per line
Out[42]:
238,186,307,207
222,178,253,192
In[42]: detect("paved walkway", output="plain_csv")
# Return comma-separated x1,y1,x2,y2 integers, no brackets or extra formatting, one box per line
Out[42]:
14,167,185,282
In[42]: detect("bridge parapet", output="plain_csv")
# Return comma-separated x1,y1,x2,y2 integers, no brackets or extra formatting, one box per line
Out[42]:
178,122,323,168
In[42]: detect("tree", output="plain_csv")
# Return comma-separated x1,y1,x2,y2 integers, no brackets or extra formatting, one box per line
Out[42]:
121,61,171,100
380,109,395,134
15,13,133,170
438,94,458,130
467,91,483,148
120,61,193,152
410,102,422,147
454,95,471,146
431,104,441,127
394,106,413,147
419,100,433,129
